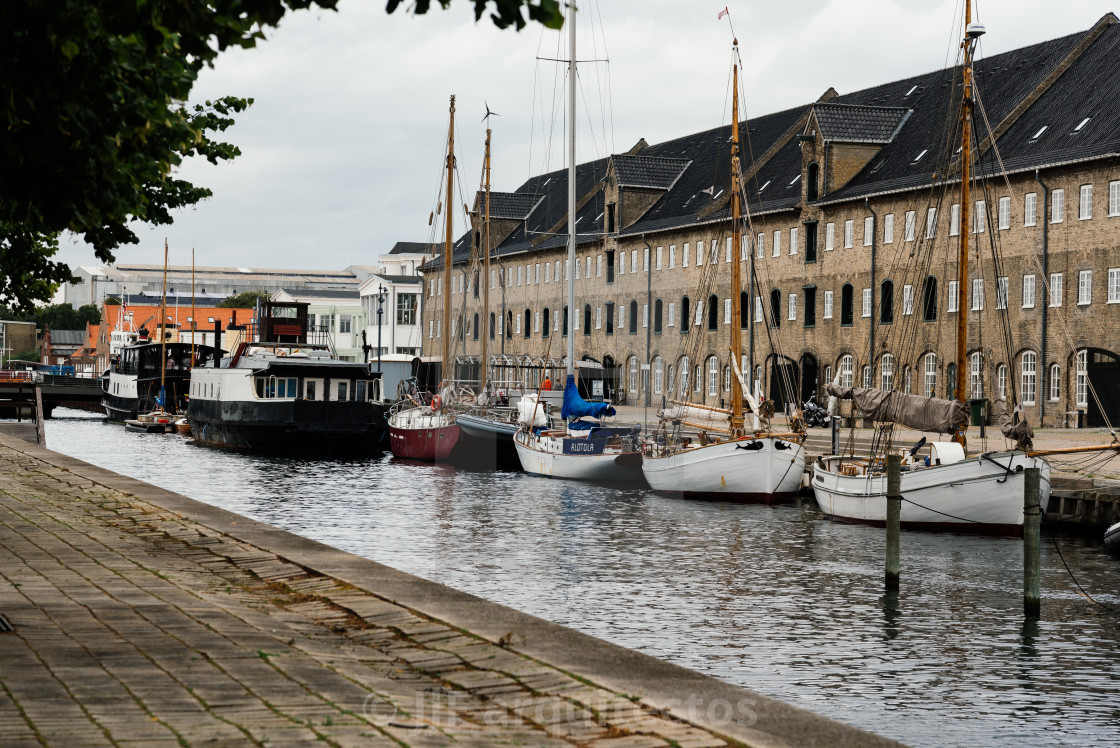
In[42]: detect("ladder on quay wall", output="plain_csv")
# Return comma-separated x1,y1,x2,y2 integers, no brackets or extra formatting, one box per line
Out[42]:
0,372,46,447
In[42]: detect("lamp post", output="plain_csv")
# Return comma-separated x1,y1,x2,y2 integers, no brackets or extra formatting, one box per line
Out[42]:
376,284,385,374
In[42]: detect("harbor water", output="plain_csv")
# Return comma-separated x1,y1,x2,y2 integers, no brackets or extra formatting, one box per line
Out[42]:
45,409,1120,747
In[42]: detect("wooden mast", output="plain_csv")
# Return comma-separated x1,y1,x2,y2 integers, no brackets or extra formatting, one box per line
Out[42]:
441,95,456,394
481,127,492,391
159,239,169,413
191,247,196,365
954,0,977,451
729,43,744,437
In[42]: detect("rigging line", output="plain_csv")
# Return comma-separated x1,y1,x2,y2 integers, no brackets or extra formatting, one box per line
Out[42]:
591,0,615,157
898,494,985,524
1048,534,1116,611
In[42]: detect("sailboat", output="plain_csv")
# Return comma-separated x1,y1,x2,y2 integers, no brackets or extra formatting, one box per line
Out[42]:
640,41,807,503
512,0,643,482
387,96,463,461
810,4,1071,534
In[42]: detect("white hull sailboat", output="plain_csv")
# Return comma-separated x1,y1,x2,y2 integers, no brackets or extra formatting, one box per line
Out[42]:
514,427,642,482
643,436,805,501
813,450,1050,534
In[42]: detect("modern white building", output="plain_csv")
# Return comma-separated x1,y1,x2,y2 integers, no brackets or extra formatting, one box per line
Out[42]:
271,289,365,362
359,242,433,362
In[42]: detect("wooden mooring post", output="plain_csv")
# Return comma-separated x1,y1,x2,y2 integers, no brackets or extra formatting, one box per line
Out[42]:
1024,467,1041,617
886,454,901,592
34,384,45,447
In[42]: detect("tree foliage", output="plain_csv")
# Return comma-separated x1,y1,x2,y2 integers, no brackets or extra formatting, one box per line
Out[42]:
0,302,101,329
0,0,559,311
386,0,563,30
218,291,271,309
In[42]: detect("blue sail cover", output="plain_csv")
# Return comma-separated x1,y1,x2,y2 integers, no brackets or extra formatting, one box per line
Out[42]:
561,375,616,421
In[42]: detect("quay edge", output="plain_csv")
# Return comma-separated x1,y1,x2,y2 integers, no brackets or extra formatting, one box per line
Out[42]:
1,432,902,748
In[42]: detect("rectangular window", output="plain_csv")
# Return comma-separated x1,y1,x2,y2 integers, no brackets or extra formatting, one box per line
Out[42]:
844,219,853,248
695,300,704,327
1109,268,1120,303
972,278,984,310
667,302,675,327
1052,189,1064,223
557,260,563,282
947,280,959,313
724,297,731,324
669,245,676,268
773,230,781,257
656,246,662,270
904,210,916,241
1024,193,1037,226
823,290,834,319
517,266,523,285
884,213,895,244
805,224,817,262
605,302,614,334
788,293,797,321
757,233,765,258
1050,273,1062,307
596,256,602,277
790,227,799,255
863,216,873,246
631,249,638,274
950,203,960,236
726,236,733,262
804,287,816,327
926,207,937,238
534,312,540,332
996,276,1008,310
1022,275,1036,308
586,256,592,278
741,233,749,261
825,223,834,250
710,239,718,264
339,315,352,334
1080,184,1093,220
1050,364,1060,402
998,196,1010,229
643,304,649,328
903,284,913,315
862,287,871,317
1079,269,1092,305
643,246,650,271
536,263,541,283
973,201,985,233
396,294,418,325
755,296,763,323
595,306,602,329
1077,350,1088,406
683,242,690,267
1110,181,1120,217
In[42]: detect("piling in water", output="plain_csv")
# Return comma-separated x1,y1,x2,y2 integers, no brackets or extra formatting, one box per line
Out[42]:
1024,467,1041,617
886,453,901,592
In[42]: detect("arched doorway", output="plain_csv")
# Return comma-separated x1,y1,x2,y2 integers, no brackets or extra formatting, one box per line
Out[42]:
768,354,798,411
800,353,819,403
1084,348,1120,427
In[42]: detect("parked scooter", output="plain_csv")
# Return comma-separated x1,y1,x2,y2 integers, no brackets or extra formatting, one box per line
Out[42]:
803,394,830,428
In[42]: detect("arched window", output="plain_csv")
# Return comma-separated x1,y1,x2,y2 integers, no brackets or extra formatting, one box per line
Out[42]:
653,356,664,395
628,356,639,394
1021,351,1037,404
862,365,871,388
583,304,592,336
839,354,854,387
770,288,781,328
707,356,719,396
997,363,1008,399
680,296,691,332
807,162,819,202
740,290,749,328
881,353,894,390
1049,363,1060,401
523,308,531,338
629,300,639,334
840,284,854,326
946,363,957,399
542,308,551,338
723,365,731,392
880,280,894,324
667,364,675,396
473,313,479,341
970,351,983,398
922,276,938,321
679,356,690,396
694,363,702,393
489,312,496,340
654,299,663,334
924,352,938,397
506,310,513,339
823,364,833,390
707,294,719,330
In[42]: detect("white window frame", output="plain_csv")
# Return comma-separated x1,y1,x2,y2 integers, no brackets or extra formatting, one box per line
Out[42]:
755,296,763,323
972,278,984,311
996,276,1008,310
863,216,873,247
667,302,675,327
823,290,833,319
773,230,781,257
655,246,662,270
707,356,719,397
1110,181,1120,217
840,355,854,388
924,353,938,397
884,213,895,244
653,357,664,395
1079,184,1093,220
902,284,914,316
682,242,690,267
1078,269,1092,305
904,210,916,241
724,297,732,324
1052,189,1064,223
595,306,602,330
973,200,986,233
1049,273,1063,307
1024,193,1037,226
998,196,1010,230
1076,350,1088,406
669,245,676,268
790,226,799,255
998,364,1008,400
844,219,854,248
947,280,959,313
926,207,937,239
727,236,734,262
881,353,894,391
949,203,960,236
788,293,797,321
1022,274,1036,309
757,233,765,258
862,287,872,318
1049,363,1060,402
1021,351,1037,405
825,223,835,251
1109,268,1120,304
596,255,602,277
970,351,983,399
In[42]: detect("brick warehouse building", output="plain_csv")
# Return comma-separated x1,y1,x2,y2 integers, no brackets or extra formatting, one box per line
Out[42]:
423,13,1120,429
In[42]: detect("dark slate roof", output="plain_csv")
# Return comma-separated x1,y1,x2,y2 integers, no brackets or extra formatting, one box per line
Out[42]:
814,103,911,144
277,288,360,301
48,329,86,345
388,241,438,255
373,273,423,285
612,156,691,189
483,192,544,220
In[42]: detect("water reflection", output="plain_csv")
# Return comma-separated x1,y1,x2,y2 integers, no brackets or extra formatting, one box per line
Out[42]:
44,409,1120,747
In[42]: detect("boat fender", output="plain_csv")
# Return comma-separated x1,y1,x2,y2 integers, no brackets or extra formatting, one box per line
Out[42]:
431,394,442,412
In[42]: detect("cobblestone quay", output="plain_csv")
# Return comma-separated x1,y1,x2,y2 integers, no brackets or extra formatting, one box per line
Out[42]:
0,433,898,747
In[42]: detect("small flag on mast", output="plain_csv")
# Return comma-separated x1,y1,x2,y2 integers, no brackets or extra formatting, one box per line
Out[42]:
718,7,729,20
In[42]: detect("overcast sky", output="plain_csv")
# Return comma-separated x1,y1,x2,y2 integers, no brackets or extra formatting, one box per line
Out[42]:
55,0,1117,274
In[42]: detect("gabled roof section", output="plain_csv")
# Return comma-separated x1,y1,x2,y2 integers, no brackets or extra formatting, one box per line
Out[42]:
482,192,544,220
388,241,438,255
612,155,691,189
813,103,911,144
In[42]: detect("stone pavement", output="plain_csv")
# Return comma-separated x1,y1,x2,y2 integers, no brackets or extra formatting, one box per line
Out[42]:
0,433,899,747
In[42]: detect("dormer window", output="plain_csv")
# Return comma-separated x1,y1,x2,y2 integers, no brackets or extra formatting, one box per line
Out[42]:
1074,117,1090,132
789,174,801,186
1030,125,1048,141
905,85,918,96
913,149,927,163
758,180,770,193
